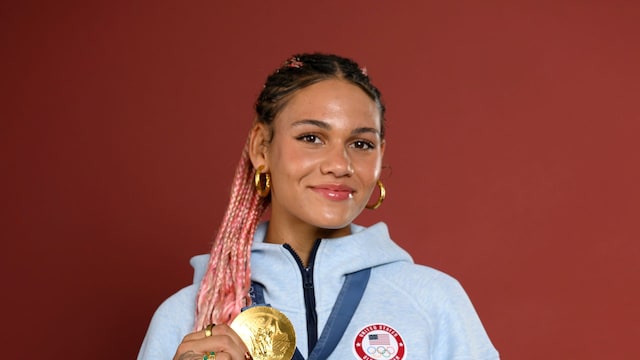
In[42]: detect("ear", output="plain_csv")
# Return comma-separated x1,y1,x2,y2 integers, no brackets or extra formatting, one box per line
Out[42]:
249,122,271,171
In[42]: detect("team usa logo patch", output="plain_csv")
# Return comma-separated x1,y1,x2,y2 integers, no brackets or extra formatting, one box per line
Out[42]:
353,323,406,359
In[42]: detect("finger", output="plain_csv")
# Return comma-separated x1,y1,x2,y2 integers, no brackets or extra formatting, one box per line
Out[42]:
176,328,249,359
174,350,233,360
209,324,249,351
209,352,231,360
189,324,248,353
181,323,217,342
175,348,237,360
174,350,205,360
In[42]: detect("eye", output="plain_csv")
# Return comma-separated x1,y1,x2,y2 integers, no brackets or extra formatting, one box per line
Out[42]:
351,140,376,150
296,134,322,144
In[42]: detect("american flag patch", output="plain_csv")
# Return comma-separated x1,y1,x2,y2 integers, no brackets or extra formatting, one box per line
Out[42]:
368,333,391,345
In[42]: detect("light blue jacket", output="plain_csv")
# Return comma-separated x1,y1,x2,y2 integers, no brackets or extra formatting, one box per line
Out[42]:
138,222,499,359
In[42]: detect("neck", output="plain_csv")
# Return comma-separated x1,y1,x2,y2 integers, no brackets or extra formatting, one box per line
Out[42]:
264,218,351,267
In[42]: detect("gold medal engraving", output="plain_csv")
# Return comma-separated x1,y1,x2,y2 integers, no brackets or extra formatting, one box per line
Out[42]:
230,306,297,360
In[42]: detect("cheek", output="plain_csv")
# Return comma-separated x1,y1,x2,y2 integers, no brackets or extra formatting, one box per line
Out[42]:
267,153,315,189
354,153,383,177
270,144,319,171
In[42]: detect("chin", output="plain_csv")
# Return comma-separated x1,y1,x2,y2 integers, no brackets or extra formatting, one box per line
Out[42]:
297,201,366,230
309,213,358,230
315,222,350,231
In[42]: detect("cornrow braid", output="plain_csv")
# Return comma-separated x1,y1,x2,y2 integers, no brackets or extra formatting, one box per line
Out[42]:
194,142,268,330
256,53,385,138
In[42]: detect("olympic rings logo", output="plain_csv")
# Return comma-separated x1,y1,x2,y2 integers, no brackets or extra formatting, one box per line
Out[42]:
366,345,396,358
353,324,406,360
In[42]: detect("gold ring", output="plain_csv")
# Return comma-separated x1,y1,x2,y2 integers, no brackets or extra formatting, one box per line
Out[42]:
203,352,215,360
204,323,216,337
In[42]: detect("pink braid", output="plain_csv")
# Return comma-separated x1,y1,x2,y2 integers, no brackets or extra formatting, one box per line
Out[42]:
194,142,268,330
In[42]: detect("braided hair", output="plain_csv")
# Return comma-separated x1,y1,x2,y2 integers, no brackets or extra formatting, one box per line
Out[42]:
194,53,386,330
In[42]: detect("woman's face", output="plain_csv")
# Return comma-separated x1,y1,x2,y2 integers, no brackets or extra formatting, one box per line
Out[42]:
258,79,384,232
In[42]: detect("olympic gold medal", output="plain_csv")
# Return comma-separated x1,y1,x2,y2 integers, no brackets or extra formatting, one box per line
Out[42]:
230,306,296,360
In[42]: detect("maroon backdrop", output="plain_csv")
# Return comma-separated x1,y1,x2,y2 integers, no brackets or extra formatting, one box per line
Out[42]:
2,1,639,359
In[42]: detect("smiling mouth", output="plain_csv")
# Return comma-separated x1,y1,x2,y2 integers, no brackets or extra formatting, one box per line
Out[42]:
311,186,355,201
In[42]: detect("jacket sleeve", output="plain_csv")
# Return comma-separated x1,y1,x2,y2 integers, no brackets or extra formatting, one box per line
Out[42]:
429,278,500,360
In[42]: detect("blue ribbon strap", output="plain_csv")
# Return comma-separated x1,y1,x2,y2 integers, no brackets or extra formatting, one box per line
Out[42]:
250,268,371,360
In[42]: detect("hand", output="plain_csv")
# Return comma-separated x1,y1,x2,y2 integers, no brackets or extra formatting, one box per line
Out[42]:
173,324,252,360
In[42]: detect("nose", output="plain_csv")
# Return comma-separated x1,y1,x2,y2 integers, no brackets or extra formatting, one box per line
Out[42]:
319,145,354,177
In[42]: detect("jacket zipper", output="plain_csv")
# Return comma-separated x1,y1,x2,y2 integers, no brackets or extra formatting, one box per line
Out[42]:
284,240,321,356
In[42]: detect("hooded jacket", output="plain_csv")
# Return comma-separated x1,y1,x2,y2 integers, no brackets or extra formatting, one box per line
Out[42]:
138,222,499,359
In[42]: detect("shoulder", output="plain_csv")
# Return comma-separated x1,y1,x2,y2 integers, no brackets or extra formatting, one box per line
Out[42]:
153,283,199,323
137,284,198,360
368,263,499,359
371,261,470,309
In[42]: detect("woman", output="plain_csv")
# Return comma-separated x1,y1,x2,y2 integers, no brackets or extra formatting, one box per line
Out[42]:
138,53,499,360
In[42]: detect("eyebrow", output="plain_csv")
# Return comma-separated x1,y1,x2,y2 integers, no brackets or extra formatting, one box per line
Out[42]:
291,119,381,136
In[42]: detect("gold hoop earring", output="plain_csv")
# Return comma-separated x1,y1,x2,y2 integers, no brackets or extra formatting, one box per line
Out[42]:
254,166,271,197
366,180,386,210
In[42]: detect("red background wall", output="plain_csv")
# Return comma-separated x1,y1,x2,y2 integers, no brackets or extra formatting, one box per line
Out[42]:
2,1,638,359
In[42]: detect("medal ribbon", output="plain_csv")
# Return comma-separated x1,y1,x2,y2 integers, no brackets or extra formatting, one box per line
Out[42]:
249,267,371,360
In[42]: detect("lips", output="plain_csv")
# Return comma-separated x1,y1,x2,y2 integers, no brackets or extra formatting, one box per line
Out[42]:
310,184,355,201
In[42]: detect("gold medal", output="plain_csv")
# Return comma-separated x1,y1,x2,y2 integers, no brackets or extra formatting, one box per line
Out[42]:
230,306,297,360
